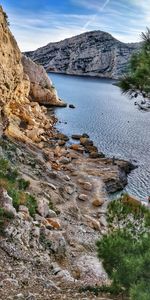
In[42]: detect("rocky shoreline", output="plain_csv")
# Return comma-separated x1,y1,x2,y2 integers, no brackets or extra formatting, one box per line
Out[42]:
0,6,136,299
0,107,135,300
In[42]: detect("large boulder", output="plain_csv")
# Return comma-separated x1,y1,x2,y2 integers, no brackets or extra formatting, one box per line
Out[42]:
22,55,66,107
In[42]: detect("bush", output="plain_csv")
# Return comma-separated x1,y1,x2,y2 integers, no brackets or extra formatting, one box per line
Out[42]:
18,178,30,190
0,158,9,176
96,197,150,299
26,194,37,217
3,11,10,26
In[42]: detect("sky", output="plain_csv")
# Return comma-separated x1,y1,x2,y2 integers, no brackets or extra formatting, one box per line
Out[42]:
1,0,150,51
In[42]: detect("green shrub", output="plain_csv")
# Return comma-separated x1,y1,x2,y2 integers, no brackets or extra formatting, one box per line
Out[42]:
3,11,10,26
18,178,30,190
96,197,150,299
0,158,9,176
8,188,20,210
130,281,150,300
26,194,37,217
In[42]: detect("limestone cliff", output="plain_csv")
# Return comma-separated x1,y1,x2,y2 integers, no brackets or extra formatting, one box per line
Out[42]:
22,55,66,106
25,31,140,79
0,6,64,144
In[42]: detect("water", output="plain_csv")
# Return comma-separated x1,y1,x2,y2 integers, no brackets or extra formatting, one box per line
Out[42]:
49,73,150,200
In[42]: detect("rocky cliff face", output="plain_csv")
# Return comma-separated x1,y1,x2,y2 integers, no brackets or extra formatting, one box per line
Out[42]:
25,31,140,79
0,6,65,144
22,55,66,106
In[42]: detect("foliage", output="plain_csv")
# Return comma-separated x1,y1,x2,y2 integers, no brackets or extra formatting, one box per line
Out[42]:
0,158,9,176
25,194,37,217
107,194,150,237
18,178,30,190
0,156,36,218
3,11,10,26
118,28,150,106
96,196,150,299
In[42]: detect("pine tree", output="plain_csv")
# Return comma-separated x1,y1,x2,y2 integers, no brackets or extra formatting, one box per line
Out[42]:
119,28,150,109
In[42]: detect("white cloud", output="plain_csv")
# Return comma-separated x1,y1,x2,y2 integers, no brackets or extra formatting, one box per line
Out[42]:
6,0,150,51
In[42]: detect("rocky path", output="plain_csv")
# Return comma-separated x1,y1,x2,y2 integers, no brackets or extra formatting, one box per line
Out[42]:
0,132,133,299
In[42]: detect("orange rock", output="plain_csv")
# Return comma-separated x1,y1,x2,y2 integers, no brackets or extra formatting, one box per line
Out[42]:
92,198,104,207
46,218,61,229
70,144,84,152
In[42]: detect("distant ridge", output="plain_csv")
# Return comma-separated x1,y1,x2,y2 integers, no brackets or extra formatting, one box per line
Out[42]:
25,30,141,79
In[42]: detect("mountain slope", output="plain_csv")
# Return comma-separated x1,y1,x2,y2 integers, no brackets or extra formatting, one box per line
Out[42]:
25,31,140,79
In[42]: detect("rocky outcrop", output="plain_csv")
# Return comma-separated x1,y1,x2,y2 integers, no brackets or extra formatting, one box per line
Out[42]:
0,7,65,145
22,55,66,107
25,31,140,79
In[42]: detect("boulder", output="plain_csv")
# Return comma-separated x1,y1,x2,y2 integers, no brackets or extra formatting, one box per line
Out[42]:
22,55,67,107
92,198,105,207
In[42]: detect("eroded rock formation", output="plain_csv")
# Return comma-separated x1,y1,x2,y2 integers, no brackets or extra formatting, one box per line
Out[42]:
0,6,65,144
25,31,140,79
22,55,66,106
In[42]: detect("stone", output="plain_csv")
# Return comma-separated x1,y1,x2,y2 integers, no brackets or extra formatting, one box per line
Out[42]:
63,175,71,181
84,215,101,231
78,194,89,201
47,209,57,218
19,205,29,215
59,156,71,164
58,140,66,146
71,134,82,140
100,215,108,227
42,218,61,229
0,188,16,217
64,185,76,195
80,137,93,147
83,182,93,191
82,133,90,138
89,152,105,158
37,198,49,217
70,144,84,152
69,104,75,108
92,198,105,207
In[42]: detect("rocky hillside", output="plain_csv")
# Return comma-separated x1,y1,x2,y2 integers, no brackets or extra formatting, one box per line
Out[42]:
25,31,140,79
0,6,138,300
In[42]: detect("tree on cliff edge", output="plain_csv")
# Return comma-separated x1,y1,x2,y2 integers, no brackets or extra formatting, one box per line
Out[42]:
119,28,150,108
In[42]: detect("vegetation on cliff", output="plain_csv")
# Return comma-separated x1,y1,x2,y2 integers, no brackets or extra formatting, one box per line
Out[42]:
96,196,150,299
119,28,150,107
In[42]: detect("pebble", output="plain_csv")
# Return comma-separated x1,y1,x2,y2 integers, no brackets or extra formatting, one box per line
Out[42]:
83,182,93,191
78,194,89,201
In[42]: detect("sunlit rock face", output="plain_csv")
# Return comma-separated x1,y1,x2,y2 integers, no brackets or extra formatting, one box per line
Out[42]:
0,6,62,143
25,30,140,79
22,55,66,107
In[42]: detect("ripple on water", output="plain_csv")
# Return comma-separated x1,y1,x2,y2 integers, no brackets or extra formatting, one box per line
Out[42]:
49,73,150,200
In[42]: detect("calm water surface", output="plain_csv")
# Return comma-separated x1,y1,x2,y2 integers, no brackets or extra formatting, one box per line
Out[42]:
49,73,150,200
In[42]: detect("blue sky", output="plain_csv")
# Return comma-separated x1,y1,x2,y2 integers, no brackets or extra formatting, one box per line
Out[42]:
1,0,150,51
